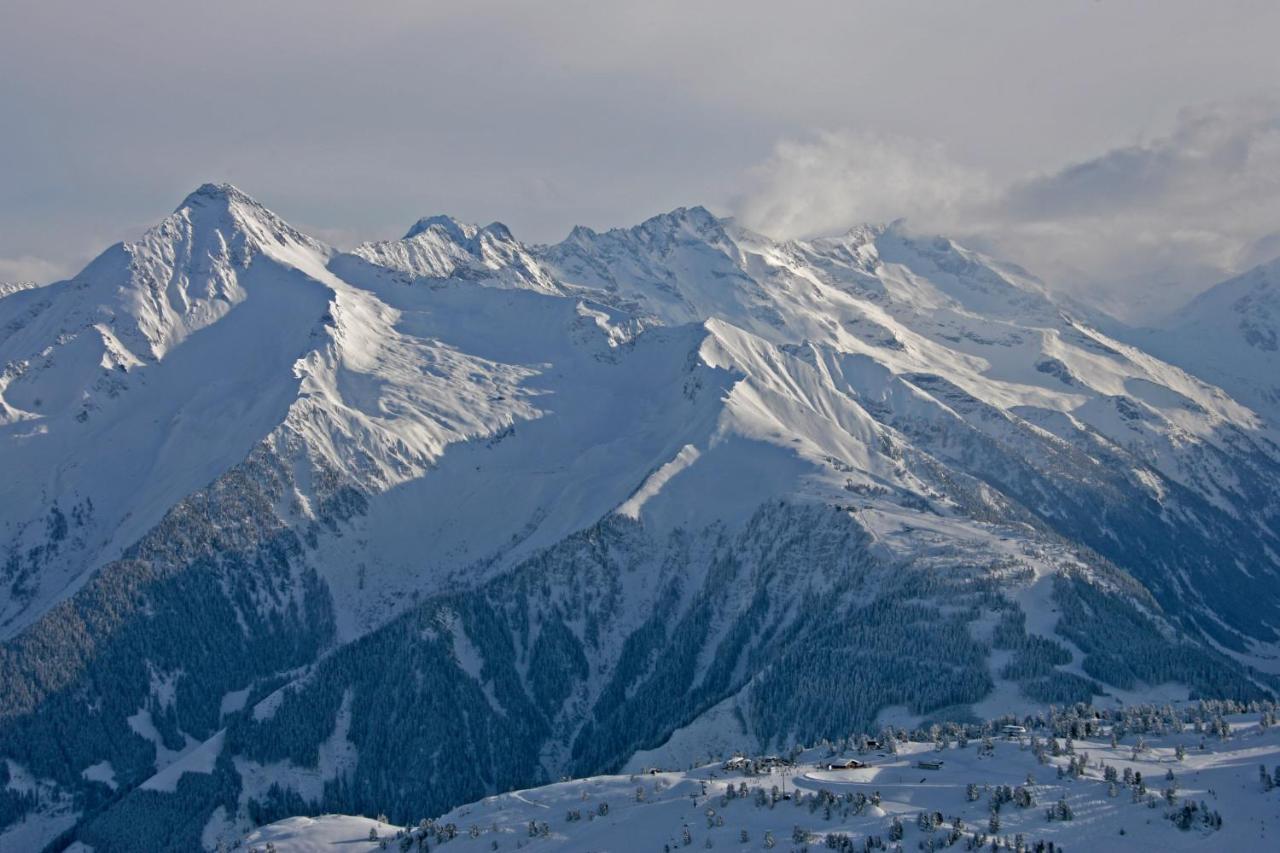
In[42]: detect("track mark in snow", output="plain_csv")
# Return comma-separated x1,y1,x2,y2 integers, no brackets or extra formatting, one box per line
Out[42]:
510,791,550,809
616,444,701,520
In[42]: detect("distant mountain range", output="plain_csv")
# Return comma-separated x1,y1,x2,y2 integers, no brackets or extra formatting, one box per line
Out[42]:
0,281,39,299
2,184,1279,852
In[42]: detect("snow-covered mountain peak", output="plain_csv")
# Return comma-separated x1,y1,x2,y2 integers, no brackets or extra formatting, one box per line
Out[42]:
177,180,255,209
401,214,520,253
536,205,755,325
871,229,1057,321
820,220,891,245
9,189,1280,853
79,183,331,355
403,213,477,241
782,223,885,274
0,182,331,399
0,281,40,300
1173,255,1280,347
628,204,730,247
0,183,349,636
1135,255,1280,424
644,203,720,228
336,213,558,294
559,205,729,252
540,204,1280,520
169,181,330,262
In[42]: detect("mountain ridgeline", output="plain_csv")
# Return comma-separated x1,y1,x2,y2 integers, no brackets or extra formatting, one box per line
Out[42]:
1,185,1279,851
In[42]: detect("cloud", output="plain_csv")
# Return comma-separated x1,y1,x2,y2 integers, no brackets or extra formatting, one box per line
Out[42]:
0,255,68,285
733,131,994,240
1004,102,1280,219
7,1,1280,294
735,102,1280,321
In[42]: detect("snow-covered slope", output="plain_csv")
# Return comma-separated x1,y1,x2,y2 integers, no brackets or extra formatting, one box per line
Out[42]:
1136,257,1280,427
3,185,1280,852
235,704,1280,853
542,213,1280,644
547,213,1273,498
7,186,1278,645
0,281,41,300
330,214,562,295
0,184,339,636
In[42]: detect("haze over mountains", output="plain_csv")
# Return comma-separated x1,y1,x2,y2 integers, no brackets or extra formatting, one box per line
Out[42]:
2,184,1279,851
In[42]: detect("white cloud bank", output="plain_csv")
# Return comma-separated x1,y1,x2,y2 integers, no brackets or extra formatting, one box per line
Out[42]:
736,102,1280,322
0,255,68,287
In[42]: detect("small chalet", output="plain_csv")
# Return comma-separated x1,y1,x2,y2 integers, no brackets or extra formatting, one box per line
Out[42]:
823,758,866,770
916,759,945,771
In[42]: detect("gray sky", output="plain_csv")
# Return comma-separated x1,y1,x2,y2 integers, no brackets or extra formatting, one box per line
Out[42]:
3,0,1278,318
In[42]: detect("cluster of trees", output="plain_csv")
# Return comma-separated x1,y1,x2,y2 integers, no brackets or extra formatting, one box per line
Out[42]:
1168,799,1222,832
1,499,90,608
237,596,1276,846
0,761,37,827
1043,798,1073,822
4,456,1275,853
990,609,1099,704
749,570,996,748
1259,764,1280,791
1053,574,1276,701
822,830,888,850
230,591,557,824
0,446,351,848
77,752,242,853
980,784,1035,810
904,802,1062,851
899,356,1280,653
1017,697,1279,747
222,501,914,832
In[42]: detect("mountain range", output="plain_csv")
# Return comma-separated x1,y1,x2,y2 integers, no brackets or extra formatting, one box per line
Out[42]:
2,184,1279,852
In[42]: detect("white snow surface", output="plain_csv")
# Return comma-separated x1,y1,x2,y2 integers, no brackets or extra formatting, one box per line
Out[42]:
0,281,42,300
246,714,1280,852
140,730,224,793
1138,256,1280,426
3,183,1278,649
10,184,1280,853
241,815,398,852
